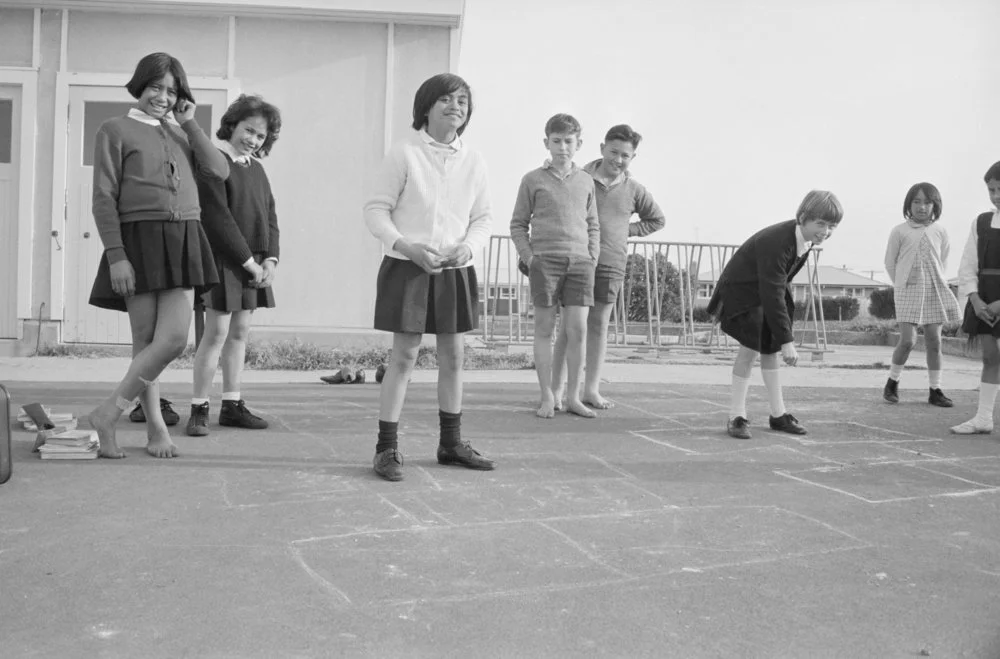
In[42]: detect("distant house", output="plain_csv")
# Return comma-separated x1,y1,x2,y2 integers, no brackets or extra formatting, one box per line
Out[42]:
694,266,890,308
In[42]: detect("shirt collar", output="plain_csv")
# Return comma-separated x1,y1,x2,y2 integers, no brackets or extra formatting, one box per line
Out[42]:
419,128,463,152
217,139,252,165
127,107,178,127
543,159,579,180
583,158,627,188
795,224,812,257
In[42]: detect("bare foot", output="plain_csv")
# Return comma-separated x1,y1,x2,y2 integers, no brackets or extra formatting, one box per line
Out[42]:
565,399,597,418
146,426,178,459
536,399,556,419
582,392,614,409
89,408,126,459
553,398,565,412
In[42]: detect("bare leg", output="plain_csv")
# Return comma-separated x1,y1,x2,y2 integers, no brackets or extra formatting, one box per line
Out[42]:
221,310,253,394
562,305,595,418
923,323,943,372
891,322,917,367
582,301,615,408
89,289,193,459
379,332,422,422
551,312,567,410
436,333,464,414
191,309,231,399
532,305,559,418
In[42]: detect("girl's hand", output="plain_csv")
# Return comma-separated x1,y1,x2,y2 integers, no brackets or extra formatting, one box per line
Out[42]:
439,244,472,268
110,260,136,298
397,240,444,274
780,342,799,367
974,297,997,323
261,260,277,288
173,99,196,124
244,260,265,287
986,300,1000,316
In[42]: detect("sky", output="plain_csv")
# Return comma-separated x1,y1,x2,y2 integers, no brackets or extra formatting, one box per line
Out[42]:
456,0,1000,281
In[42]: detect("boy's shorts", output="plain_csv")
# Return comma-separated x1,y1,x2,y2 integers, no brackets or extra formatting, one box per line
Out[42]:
593,264,625,305
529,253,595,308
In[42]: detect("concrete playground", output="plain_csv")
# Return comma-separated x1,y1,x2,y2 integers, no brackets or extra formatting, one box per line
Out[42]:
1,345,999,658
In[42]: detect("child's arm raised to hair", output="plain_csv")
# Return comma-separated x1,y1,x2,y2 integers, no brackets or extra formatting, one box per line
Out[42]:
585,183,600,262
628,184,665,238
177,103,229,181
509,176,534,266
883,226,901,284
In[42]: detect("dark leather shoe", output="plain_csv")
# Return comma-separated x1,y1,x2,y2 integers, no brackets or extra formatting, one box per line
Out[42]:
769,413,807,435
727,416,751,439
129,399,179,426
185,402,210,437
320,366,353,384
374,448,404,481
375,364,387,384
219,400,268,429
437,442,496,470
353,369,366,384
883,378,899,403
928,388,954,407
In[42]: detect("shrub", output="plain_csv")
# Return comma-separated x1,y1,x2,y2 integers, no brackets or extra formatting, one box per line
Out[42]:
868,287,895,319
794,296,860,321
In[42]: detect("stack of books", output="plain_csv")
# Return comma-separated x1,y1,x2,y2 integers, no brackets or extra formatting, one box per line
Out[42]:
37,429,100,460
19,410,77,432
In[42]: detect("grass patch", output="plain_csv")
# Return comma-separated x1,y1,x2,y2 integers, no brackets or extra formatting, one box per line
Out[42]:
33,339,533,371
826,360,926,371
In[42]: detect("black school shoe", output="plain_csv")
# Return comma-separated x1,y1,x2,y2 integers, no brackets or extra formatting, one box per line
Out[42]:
928,388,954,408
374,448,404,481
219,399,269,430
129,398,180,426
185,402,210,437
883,378,899,404
727,416,752,440
437,442,496,470
769,413,807,435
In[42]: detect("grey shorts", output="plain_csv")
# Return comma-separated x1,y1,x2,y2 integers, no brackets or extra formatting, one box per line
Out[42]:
529,254,596,308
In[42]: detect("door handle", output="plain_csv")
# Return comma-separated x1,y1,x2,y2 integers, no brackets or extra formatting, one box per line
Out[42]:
83,232,90,238
50,230,62,251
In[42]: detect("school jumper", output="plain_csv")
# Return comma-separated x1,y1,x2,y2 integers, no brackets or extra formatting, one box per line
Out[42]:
707,219,811,354
89,109,229,311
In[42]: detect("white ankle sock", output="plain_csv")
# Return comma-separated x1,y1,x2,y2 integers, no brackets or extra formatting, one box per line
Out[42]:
222,392,240,402
928,370,941,389
888,363,904,381
976,383,998,424
761,368,786,417
730,374,750,419
191,397,209,406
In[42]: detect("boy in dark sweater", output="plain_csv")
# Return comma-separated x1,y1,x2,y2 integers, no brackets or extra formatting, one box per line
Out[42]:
510,113,600,419
551,124,665,410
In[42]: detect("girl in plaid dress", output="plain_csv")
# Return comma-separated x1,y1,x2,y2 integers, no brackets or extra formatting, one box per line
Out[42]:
882,182,961,406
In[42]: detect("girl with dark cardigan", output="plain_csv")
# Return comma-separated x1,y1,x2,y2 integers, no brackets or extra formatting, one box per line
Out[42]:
951,161,1000,434
364,73,495,482
87,52,229,458
707,190,844,440
186,95,282,436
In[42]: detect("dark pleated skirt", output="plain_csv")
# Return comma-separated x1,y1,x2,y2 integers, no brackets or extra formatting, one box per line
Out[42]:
89,220,219,312
719,305,788,355
373,256,478,334
198,252,275,313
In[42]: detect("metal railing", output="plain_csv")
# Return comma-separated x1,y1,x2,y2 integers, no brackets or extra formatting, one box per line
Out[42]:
480,235,828,351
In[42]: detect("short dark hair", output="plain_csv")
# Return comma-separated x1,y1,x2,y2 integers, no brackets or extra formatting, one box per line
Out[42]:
985,161,1000,183
796,190,844,225
903,182,942,221
125,52,194,105
216,94,282,157
604,124,642,149
411,73,473,136
545,113,581,137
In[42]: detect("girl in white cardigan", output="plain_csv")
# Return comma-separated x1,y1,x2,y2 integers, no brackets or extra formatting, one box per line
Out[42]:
882,182,961,406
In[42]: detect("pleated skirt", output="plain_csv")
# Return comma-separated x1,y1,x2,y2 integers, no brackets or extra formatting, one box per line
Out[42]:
373,257,478,334
198,252,275,313
89,220,219,312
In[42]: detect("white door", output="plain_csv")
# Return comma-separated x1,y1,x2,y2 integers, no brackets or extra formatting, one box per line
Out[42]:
63,85,229,344
0,85,21,339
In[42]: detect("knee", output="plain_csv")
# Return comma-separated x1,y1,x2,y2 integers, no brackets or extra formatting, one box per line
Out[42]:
227,324,251,344
896,336,916,352
923,335,941,351
163,335,188,361
391,345,419,371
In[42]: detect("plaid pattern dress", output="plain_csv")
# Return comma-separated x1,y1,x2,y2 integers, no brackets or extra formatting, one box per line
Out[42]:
895,233,961,324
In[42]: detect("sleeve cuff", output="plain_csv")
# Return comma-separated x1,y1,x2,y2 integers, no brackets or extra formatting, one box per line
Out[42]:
105,247,128,265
